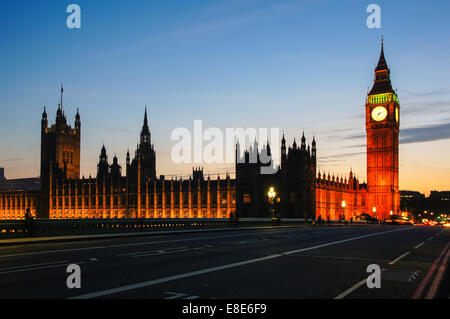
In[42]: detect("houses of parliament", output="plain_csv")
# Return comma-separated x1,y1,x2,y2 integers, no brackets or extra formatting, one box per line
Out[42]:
0,43,400,221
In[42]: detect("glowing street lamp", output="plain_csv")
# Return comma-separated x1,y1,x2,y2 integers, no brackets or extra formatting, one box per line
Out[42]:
372,206,377,223
341,200,346,221
268,187,276,202
267,187,279,226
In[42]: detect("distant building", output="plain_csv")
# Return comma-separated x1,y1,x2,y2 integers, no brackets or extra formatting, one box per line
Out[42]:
400,191,426,201
0,176,40,191
0,168,5,181
430,191,450,202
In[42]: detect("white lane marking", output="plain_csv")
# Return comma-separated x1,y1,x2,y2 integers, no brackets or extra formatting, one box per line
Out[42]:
0,228,310,258
222,238,270,245
296,254,387,263
414,242,425,249
0,260,69,271
334,279,367,299
427,236,434,241
108,229,312,248
282,228,408,256
118,247,189,257
0,261,86,275
184,295,200,299
132,248,191,258
336,228,444,299
69,254,281,299
164,292,188,299
0,246,106,258
388,251,411,265
70,228,410,299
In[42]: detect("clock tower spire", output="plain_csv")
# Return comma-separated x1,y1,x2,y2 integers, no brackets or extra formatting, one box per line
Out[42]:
366,40,400,221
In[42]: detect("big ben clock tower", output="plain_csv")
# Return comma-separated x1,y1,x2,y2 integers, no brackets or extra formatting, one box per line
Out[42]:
366,40,400,221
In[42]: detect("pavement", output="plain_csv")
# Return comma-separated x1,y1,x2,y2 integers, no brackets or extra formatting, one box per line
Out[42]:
0,224,448,299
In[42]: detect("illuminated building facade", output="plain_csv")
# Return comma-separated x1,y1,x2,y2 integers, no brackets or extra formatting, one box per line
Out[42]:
0,103,236,220
41,85,81,181
235,134,317,219
365,42,400,220
0,43,399,221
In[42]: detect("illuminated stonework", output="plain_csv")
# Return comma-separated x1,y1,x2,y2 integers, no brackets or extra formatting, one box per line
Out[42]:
365,43,401,220
0,43,400,222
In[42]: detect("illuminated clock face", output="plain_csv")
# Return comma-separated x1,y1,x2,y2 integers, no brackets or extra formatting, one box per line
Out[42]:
371,106,388,121
395,107,399,122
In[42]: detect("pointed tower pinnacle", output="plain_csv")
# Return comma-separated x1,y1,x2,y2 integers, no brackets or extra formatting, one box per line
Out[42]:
369,38,394,95
140,107,151,145
144,106,148,128
60,83,64,111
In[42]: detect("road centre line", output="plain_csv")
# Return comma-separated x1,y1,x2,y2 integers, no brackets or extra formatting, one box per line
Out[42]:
70,227,410,299
0,246,107,258
118,247,189,257
334,278,367,299
336,230,445,299
0,227,352,258
107,228,318,248
388,251,411,265
0,261,86,276
0,260,69,271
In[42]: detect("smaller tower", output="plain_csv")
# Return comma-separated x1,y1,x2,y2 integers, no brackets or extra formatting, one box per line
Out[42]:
312,136,317,159
97,145,109,178
301,132,306,151
110,155,122,179
75,108,81,132
41,107,48,133
281,133,287,169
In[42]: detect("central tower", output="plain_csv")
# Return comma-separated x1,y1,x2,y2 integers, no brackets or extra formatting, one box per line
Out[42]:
366,41,400,220
41,85,81,181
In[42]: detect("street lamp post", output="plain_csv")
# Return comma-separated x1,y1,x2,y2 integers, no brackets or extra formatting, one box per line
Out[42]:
268,187,279,226
373,206,377,224
341,200,346,222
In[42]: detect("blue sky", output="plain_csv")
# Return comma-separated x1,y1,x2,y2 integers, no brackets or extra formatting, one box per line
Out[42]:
1,0,450,194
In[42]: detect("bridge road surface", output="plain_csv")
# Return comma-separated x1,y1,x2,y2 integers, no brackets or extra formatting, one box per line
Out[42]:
0,225,448,299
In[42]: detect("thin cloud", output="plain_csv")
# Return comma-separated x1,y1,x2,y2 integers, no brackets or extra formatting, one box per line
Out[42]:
402,100,450,115
400,122,450,144
330,121,450,145
399,88,450,98
319,151,365,160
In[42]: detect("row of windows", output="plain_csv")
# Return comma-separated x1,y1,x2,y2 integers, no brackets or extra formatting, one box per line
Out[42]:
49,193,236,207
62,150,74,164
0,197,37,208
48,210,233,220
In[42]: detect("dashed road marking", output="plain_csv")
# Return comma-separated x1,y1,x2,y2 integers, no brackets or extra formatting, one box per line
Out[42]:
414,242,425,249
0,246,106,258
388,252,411,265
0,261,86,275
335,279,367,299
70,228,410,299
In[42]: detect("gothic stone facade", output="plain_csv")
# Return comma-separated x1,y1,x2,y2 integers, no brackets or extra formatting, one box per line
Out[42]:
0,44,399,221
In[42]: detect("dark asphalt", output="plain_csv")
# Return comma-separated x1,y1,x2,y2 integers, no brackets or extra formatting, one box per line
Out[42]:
0,225,448,299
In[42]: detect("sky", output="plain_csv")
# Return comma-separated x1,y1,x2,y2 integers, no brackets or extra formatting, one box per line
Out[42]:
0,0,449,196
